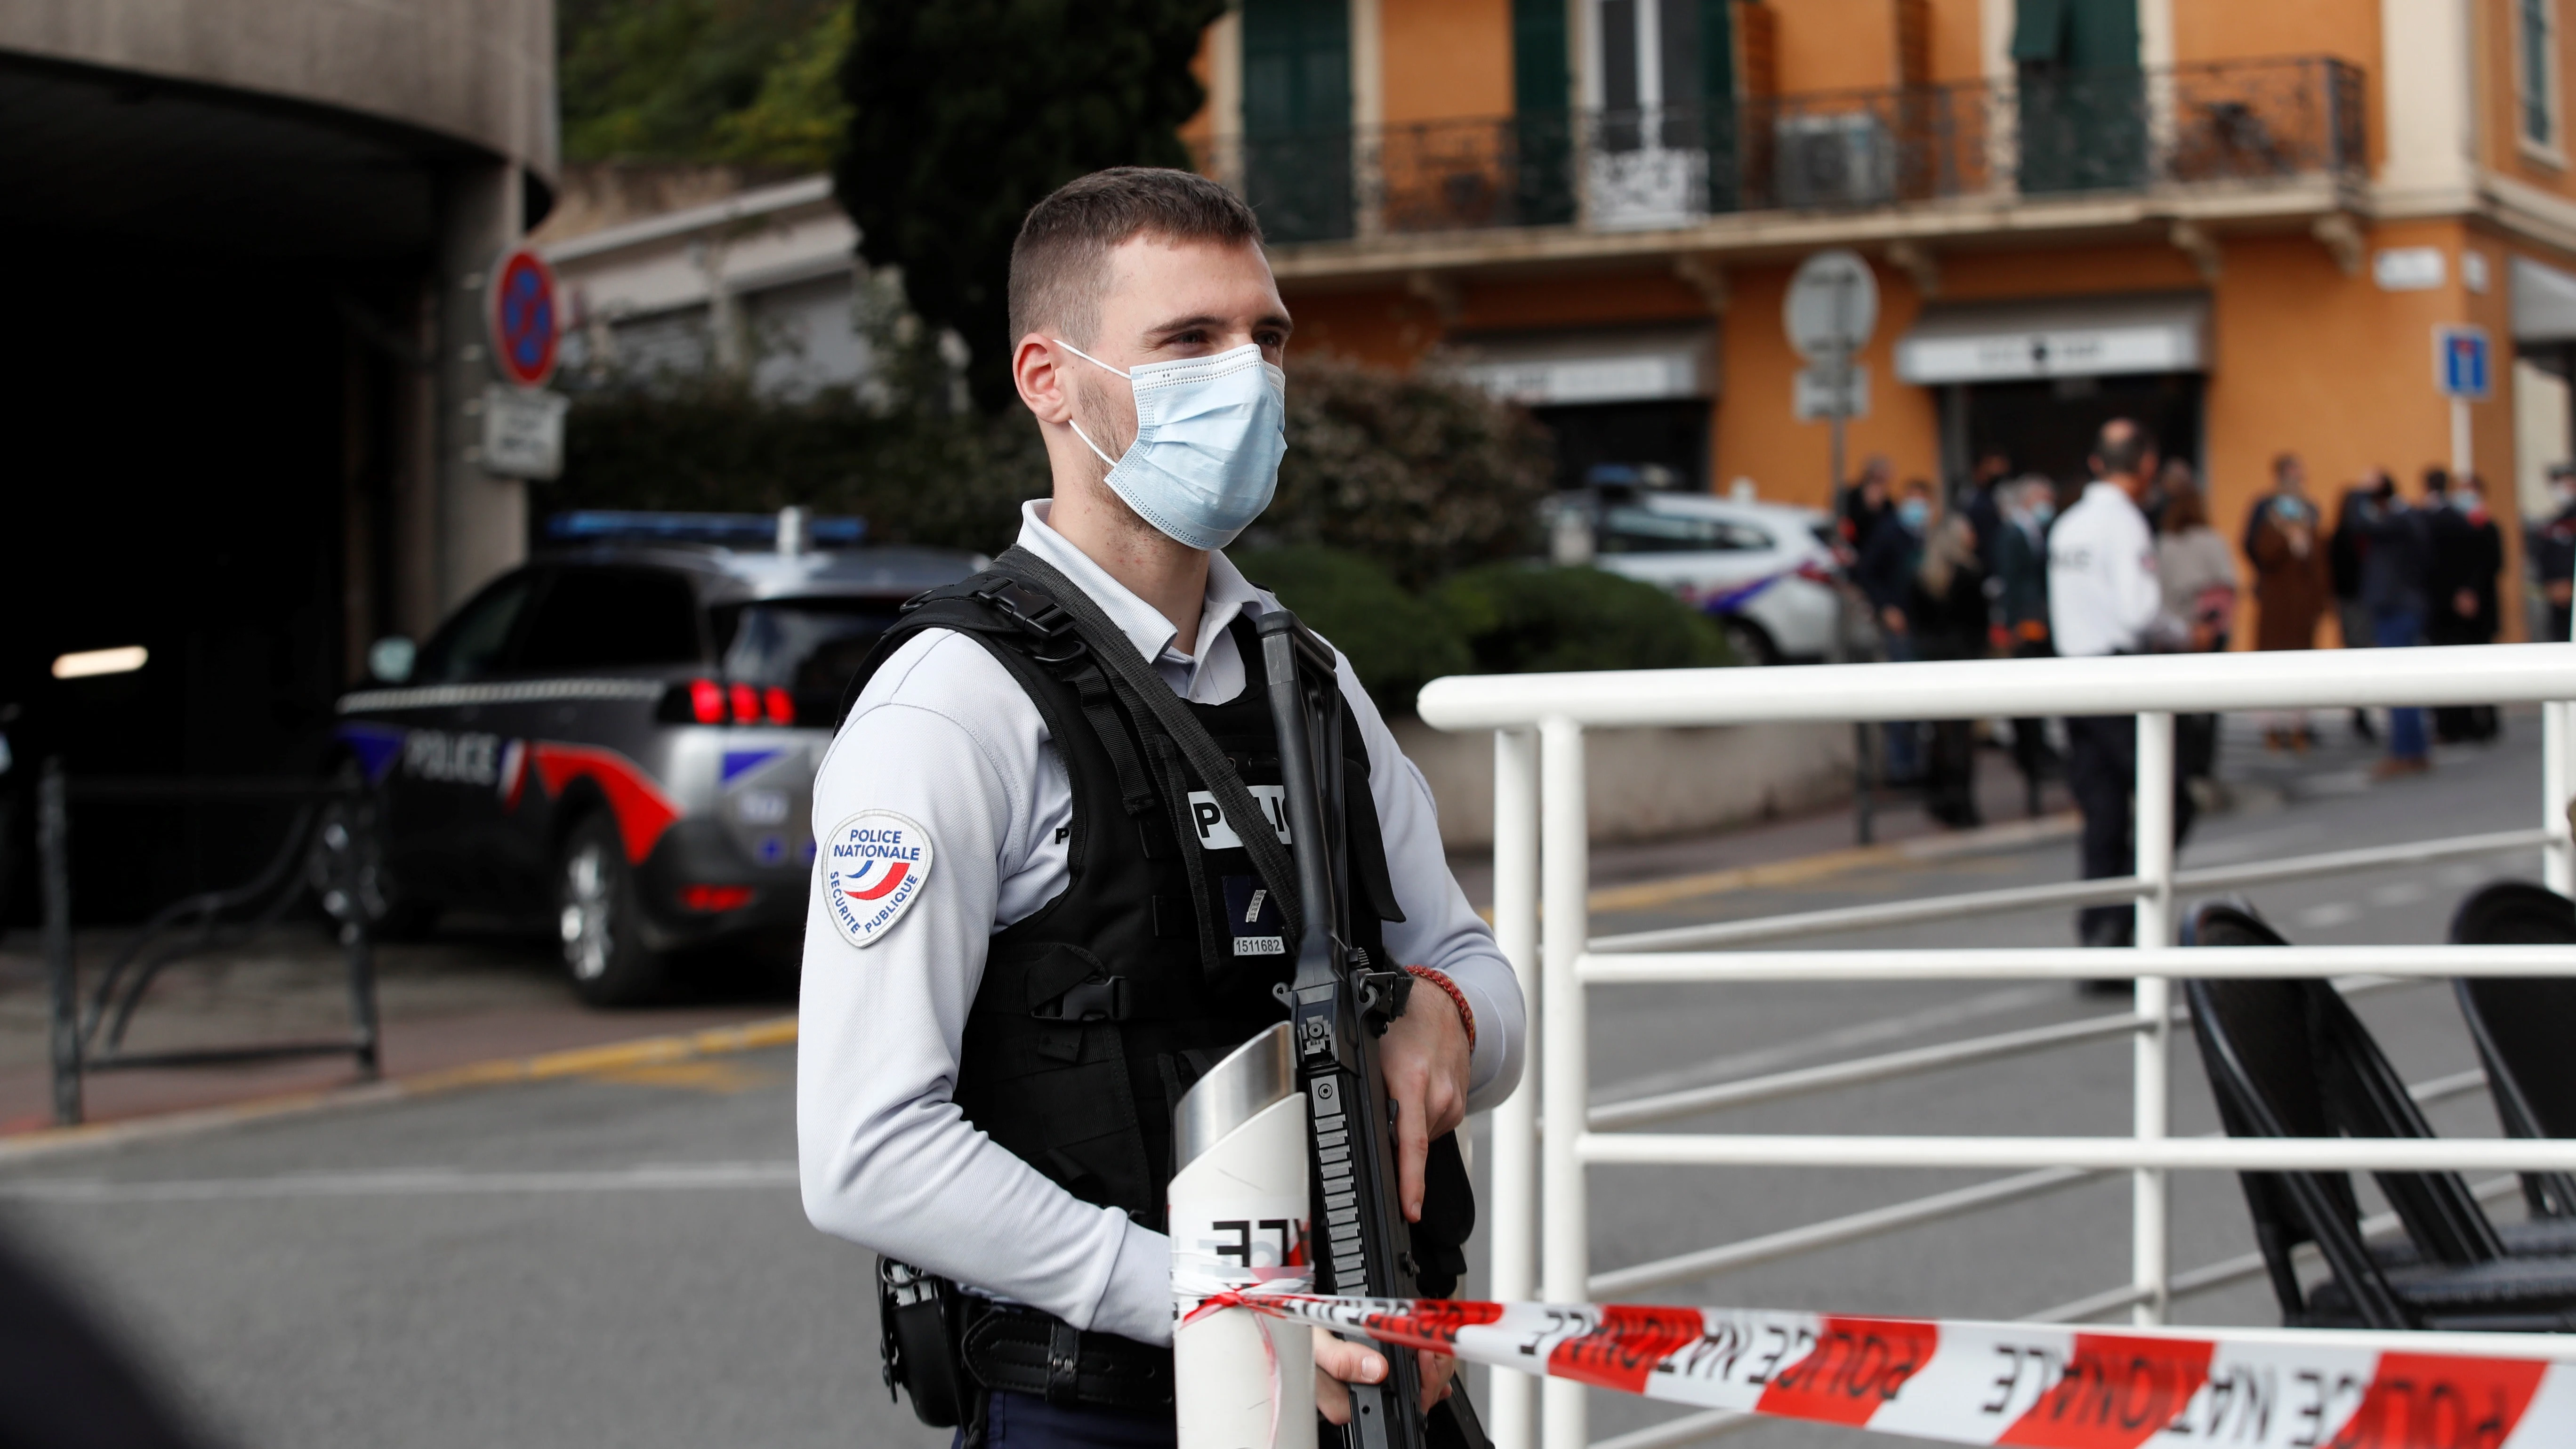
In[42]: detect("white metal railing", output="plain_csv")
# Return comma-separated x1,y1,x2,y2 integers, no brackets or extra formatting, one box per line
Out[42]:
1421,643,2576,1449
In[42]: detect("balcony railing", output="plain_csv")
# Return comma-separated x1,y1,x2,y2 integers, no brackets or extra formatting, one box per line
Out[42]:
1202,56,2365,246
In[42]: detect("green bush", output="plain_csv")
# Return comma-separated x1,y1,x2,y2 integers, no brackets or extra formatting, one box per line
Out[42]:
1229,546,1471,714
1434,564,1737,675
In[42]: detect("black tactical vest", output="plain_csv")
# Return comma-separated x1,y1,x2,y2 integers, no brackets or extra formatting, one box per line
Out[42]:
840,569,1403,1233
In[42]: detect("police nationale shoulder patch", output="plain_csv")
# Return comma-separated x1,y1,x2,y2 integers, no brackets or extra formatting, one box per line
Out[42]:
821,809,934,948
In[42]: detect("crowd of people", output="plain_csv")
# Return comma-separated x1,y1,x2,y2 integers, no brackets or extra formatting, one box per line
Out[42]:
1832,429,2551,839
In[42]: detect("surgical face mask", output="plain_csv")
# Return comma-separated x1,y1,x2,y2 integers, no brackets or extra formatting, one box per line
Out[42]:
2029,502,2056,527
1898,499,1931,530
1055,338,1288,550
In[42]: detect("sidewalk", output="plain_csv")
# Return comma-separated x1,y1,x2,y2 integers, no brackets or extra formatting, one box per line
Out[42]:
1448,745,2077,909
0,918,790,1135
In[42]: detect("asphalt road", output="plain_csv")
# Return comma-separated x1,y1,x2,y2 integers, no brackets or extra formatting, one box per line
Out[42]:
0,709,2552,1449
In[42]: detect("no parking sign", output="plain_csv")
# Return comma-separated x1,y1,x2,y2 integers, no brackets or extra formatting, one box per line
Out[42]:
487,247,562,389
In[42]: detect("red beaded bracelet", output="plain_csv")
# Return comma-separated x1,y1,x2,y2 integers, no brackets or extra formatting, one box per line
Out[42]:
1405,965,1475,1055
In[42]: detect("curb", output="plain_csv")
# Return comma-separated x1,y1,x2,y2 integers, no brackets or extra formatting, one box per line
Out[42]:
1585,811,2081,915
0,1015,799,1167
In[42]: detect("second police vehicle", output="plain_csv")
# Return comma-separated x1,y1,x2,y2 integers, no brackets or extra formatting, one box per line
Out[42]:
322,510,979,1004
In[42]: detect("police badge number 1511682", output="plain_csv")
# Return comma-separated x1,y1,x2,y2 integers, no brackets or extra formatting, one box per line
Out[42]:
823,810,934,947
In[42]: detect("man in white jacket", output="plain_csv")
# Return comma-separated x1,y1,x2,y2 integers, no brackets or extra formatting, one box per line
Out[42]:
2048,419,2203,951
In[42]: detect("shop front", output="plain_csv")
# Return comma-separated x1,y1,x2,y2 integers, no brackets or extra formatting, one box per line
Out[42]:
1453,323,1719,491
1896,292,2210,492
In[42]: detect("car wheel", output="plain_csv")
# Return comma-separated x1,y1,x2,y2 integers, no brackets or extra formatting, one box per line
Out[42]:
306,761,439,939
1720,618,1777,667
556,813,663,1006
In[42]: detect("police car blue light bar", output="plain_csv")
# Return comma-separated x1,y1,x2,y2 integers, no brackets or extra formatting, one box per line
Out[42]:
544,510,867,548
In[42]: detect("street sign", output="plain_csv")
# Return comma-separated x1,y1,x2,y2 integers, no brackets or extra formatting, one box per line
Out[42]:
2435,324,2491,402
482,384,567,479
488,247,562,389
1783,250,1880,361
1794,362,1870,420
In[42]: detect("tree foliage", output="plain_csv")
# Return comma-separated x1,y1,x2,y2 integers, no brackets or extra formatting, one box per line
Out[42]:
559,0,851,168
541,377,1042,555
834,0,1224,409
1246,354,1555,589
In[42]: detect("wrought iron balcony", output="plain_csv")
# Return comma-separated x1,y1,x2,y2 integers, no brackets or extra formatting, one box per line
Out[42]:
1201,56,2365,248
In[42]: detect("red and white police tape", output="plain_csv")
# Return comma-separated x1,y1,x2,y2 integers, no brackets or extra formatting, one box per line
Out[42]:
1183,1290,2576,1449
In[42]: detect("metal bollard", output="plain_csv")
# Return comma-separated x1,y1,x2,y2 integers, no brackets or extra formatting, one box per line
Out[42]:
40,759,79,1127
1169,1023,1314,1449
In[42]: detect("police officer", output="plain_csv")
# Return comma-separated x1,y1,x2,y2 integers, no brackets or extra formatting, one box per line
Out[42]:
796,168,1525,1449
2048,419,2203,953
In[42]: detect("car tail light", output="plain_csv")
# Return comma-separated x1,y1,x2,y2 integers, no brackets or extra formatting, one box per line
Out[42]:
679,884,755,912
657,678,797,727
655,679,731,724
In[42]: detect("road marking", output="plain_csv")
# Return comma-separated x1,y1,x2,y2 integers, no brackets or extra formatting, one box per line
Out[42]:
2369,880,2430,908
0,1162,799,1203
585,1059,773,1094
2296,901,2361,929
0,1016,800,1165
1593,985,2065,1108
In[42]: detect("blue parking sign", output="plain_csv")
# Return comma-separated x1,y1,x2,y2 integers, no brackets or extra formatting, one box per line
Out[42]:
2436,324,2492,401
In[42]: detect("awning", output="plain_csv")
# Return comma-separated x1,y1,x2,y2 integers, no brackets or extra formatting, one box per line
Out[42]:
1451,324,1716,405
2512,256,2576,344
1895,292,2209,385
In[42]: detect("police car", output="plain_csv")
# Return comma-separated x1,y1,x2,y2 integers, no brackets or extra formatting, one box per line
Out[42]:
322,510,980,1004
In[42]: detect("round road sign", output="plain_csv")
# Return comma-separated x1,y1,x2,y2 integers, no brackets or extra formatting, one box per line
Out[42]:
488,247,562,388
1783,250,1880,360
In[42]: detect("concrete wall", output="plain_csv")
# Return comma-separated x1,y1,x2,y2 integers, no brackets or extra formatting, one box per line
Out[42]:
1393,717,1857,849
0,0,557,178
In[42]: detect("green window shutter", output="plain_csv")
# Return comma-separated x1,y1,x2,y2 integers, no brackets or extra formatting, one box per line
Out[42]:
1699,0,1736,104
2066,0,2138,70
1243,0,1351,137
1513,0,1569,115
1241,0,1353,241
2011,0,2069,63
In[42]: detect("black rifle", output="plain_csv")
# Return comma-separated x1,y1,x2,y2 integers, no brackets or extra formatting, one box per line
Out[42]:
1257,610,1428,1449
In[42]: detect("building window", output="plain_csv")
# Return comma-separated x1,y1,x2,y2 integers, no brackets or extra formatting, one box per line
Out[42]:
2523,0,2561,153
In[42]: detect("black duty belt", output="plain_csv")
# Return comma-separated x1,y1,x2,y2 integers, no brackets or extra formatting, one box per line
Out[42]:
962,1303,1174,1412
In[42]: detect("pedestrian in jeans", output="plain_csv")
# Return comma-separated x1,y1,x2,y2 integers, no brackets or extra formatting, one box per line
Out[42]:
2243,452,2330,749
1993,475,2058,815
2357,470,2433,777
2049,420,2204,957
2155,471,2236,795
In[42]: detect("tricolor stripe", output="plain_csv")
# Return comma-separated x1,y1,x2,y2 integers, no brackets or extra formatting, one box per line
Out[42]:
1184,1292,2576,1449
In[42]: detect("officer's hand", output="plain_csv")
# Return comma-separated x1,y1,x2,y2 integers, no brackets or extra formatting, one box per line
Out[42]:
1380,976,1470,1222
1313,1330,1457,1422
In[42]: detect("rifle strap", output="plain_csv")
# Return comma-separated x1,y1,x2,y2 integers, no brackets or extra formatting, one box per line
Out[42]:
988,546,1307,944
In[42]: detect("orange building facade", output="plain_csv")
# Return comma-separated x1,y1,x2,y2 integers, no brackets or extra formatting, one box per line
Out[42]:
1188,0,2576,641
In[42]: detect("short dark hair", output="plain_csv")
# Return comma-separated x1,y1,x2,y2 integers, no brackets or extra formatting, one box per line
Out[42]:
1007,167,1265,348
2092,418,2157,477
